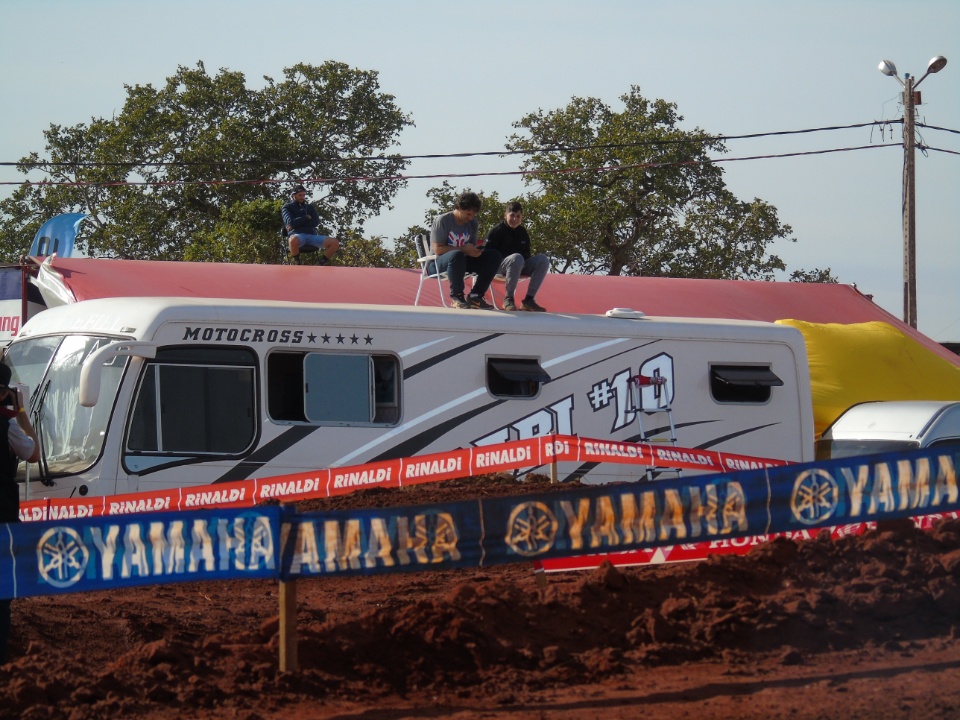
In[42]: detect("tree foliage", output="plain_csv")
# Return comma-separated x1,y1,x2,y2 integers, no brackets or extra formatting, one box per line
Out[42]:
508,86,800,280
790,267,838,283
0,61,412,263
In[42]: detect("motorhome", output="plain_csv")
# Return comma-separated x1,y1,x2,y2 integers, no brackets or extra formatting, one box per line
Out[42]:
816,400,960,460
4,297,814,500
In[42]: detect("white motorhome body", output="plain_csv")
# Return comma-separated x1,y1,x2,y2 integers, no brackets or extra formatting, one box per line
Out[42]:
816,400,960,460
5,297,814,500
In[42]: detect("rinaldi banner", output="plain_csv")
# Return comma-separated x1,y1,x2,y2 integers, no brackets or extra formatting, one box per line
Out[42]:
1,446,957,598
16,434,787,522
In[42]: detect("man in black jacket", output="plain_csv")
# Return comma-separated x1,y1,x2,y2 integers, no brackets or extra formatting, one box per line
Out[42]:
0,363,40,664
281,185,340,265
484,201,550,312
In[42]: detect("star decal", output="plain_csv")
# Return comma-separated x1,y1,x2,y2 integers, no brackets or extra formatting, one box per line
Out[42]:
313,330,374,345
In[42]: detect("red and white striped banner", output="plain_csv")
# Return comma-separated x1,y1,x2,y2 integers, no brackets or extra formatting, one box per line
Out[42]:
18,434,789,522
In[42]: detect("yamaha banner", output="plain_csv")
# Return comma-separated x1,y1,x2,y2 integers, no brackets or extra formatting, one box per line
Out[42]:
2,446,958,597
0,507,281,599
280,445,960,578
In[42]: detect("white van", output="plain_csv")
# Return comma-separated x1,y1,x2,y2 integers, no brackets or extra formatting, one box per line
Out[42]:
4,297,815,500
815,400,960,460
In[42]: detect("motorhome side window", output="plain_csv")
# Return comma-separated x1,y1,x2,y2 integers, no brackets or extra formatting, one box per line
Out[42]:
486,358,550,398
127,347,257,455
710,364,783,404
267,352,400,425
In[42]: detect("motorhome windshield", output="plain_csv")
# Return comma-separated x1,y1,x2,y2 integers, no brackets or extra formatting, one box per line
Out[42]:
4,335,126,478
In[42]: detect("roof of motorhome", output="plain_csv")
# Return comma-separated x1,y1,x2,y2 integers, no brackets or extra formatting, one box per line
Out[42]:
825,400,960,440
15,295,809,344
29,256,959,367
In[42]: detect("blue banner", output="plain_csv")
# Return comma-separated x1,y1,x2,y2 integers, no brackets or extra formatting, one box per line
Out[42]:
281,445,960,578
0,507,281,599
2,446,958,596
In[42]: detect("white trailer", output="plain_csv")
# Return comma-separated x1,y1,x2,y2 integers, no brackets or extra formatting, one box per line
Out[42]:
4,297,814,500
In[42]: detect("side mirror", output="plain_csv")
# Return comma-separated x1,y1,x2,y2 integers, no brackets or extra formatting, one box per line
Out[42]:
79,342,157,407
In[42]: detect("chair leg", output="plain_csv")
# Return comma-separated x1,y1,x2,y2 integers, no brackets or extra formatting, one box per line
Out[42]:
436,276,447,307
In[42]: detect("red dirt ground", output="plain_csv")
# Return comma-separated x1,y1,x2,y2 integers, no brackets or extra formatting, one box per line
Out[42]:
4,474,960,719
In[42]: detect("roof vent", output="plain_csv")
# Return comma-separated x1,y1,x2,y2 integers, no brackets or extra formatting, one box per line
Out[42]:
604,308,646,320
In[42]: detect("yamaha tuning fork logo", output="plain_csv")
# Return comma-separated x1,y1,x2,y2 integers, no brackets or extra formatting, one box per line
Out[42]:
37,527,90,589
504,501,559,557
790,469,840,525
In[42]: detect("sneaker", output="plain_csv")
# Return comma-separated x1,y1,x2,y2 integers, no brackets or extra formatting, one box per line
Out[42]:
317,255,329,266
467,294,495,310
521,297,547,312
451,294,470,309
291,254,301,265
503,297,518,311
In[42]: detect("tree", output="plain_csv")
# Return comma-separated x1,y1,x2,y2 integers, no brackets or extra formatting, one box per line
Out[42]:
0,61,412,263
508,87,803,280
790,267,838,283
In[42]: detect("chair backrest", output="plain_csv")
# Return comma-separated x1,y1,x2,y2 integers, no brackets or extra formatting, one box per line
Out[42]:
415,233,430,260
415,234,437,276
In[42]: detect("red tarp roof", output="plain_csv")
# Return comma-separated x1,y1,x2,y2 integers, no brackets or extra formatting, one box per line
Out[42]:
34,257,960,367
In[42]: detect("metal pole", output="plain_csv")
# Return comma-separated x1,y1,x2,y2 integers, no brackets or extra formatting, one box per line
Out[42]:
902,74,917,329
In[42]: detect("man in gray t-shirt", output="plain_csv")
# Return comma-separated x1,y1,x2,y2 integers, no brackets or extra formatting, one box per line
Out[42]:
430,192,501,309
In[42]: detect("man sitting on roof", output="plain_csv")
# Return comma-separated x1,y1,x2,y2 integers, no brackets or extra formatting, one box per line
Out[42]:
484,201,549,312
281,184,340,266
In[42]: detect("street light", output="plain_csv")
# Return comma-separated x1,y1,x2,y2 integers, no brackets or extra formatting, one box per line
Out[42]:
878,55,948,329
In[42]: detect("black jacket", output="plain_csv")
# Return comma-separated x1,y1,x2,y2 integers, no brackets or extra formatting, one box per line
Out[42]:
281,200,321,236
485,222,531,260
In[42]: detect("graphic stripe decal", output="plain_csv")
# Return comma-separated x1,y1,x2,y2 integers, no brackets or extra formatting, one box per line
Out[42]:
213,425,318,483
403,334,503,378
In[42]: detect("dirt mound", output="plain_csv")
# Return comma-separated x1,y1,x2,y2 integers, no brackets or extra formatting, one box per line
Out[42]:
4,476,960,719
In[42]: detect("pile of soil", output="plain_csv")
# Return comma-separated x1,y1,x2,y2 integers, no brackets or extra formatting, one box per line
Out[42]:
3,474,960,719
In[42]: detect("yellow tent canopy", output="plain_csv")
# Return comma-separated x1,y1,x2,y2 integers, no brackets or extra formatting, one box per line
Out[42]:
776,320,960,437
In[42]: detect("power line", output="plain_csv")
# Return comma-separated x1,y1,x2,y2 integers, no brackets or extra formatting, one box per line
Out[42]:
918,123,960,136
0,143,905,189
0,120,936,170
925,146,960,157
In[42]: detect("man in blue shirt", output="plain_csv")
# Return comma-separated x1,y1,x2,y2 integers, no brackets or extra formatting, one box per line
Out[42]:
281,185,340,265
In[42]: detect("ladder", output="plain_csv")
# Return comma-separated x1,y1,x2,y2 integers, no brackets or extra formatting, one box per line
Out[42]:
629,374,682,482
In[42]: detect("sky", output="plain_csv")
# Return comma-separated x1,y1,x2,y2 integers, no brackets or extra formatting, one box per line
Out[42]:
1,0,958,340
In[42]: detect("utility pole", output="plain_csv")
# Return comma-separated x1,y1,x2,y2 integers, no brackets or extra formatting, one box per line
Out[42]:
879,55,947,331
902,74,917,329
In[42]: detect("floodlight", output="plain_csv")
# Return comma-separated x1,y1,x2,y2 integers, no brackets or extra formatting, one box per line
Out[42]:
878,59,898,77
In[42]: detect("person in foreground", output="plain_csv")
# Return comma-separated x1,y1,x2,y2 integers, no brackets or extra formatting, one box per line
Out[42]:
0,364,40,665
430,192,501,310
484,201,549,312
281,184,340,265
